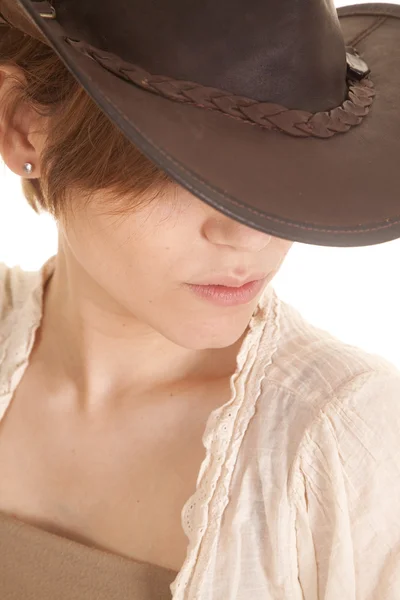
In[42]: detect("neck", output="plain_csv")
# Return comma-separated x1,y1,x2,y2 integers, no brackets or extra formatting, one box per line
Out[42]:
34,250,244,411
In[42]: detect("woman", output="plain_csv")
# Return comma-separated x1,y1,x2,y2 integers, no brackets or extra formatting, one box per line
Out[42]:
0,1,399,599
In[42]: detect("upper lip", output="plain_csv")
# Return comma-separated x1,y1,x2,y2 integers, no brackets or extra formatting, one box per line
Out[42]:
189,274,267,288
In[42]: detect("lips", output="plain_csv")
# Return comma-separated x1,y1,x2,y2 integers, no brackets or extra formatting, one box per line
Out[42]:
186,277,267,307
190,275,266,288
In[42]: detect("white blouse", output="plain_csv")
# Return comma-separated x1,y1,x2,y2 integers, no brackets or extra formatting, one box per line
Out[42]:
1,256,400,600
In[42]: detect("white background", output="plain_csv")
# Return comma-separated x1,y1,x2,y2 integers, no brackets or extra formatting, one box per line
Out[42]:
1,0,399,369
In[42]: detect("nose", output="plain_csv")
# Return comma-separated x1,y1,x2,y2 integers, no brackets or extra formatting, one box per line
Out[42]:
203,213,272,252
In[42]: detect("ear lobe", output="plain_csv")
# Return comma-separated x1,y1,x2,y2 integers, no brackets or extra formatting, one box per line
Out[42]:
0,122,39,178
0,66,42,178
0,109,42,179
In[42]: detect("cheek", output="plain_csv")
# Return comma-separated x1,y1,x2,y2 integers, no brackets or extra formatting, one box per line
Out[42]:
99,241,179,304
100,236,185,311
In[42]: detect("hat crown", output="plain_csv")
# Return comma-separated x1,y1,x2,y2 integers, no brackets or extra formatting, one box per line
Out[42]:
54,0,347,112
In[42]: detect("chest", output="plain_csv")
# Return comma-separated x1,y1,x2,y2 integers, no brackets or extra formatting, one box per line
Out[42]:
0,373,228,572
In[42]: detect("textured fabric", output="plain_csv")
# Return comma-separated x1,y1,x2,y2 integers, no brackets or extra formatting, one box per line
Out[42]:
0,510,176,599
1,256,400,600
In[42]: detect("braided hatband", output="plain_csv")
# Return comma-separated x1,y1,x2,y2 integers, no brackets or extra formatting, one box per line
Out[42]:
65,37,376,139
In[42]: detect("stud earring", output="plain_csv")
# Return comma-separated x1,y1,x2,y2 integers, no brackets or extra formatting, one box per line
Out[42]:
23,162,33,175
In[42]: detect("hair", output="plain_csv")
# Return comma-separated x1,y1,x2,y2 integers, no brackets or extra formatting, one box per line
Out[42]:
0,26,174,224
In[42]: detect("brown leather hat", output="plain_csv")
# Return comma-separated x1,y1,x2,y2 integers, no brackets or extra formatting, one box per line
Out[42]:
1,1,400,247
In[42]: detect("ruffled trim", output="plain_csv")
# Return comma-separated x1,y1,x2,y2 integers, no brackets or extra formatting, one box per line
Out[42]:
170,283,282,599
0,256,56,422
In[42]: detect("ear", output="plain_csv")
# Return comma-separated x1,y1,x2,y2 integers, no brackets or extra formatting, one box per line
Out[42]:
0,65,45,179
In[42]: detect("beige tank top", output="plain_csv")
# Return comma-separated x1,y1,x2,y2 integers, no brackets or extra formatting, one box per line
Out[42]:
0,510,177,599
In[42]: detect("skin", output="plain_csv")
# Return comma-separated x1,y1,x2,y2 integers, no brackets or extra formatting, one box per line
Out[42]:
0,64,293,408
0,65,294,567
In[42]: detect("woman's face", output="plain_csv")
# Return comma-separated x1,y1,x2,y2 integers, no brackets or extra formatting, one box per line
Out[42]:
60,185,293,350
0,64,293,352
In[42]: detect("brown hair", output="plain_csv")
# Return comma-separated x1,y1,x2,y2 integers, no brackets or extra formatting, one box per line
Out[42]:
0,26,174,224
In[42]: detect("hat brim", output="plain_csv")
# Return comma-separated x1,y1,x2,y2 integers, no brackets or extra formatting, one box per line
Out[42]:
16,1,400,247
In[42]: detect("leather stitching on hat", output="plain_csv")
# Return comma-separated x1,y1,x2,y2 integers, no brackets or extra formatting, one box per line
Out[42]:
65,37,376,140
63,43,399,236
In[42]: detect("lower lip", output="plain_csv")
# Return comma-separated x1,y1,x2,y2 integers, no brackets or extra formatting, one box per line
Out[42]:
186,278,267,307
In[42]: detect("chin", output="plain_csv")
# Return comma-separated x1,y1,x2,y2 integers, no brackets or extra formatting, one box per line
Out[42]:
169,313,253,350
